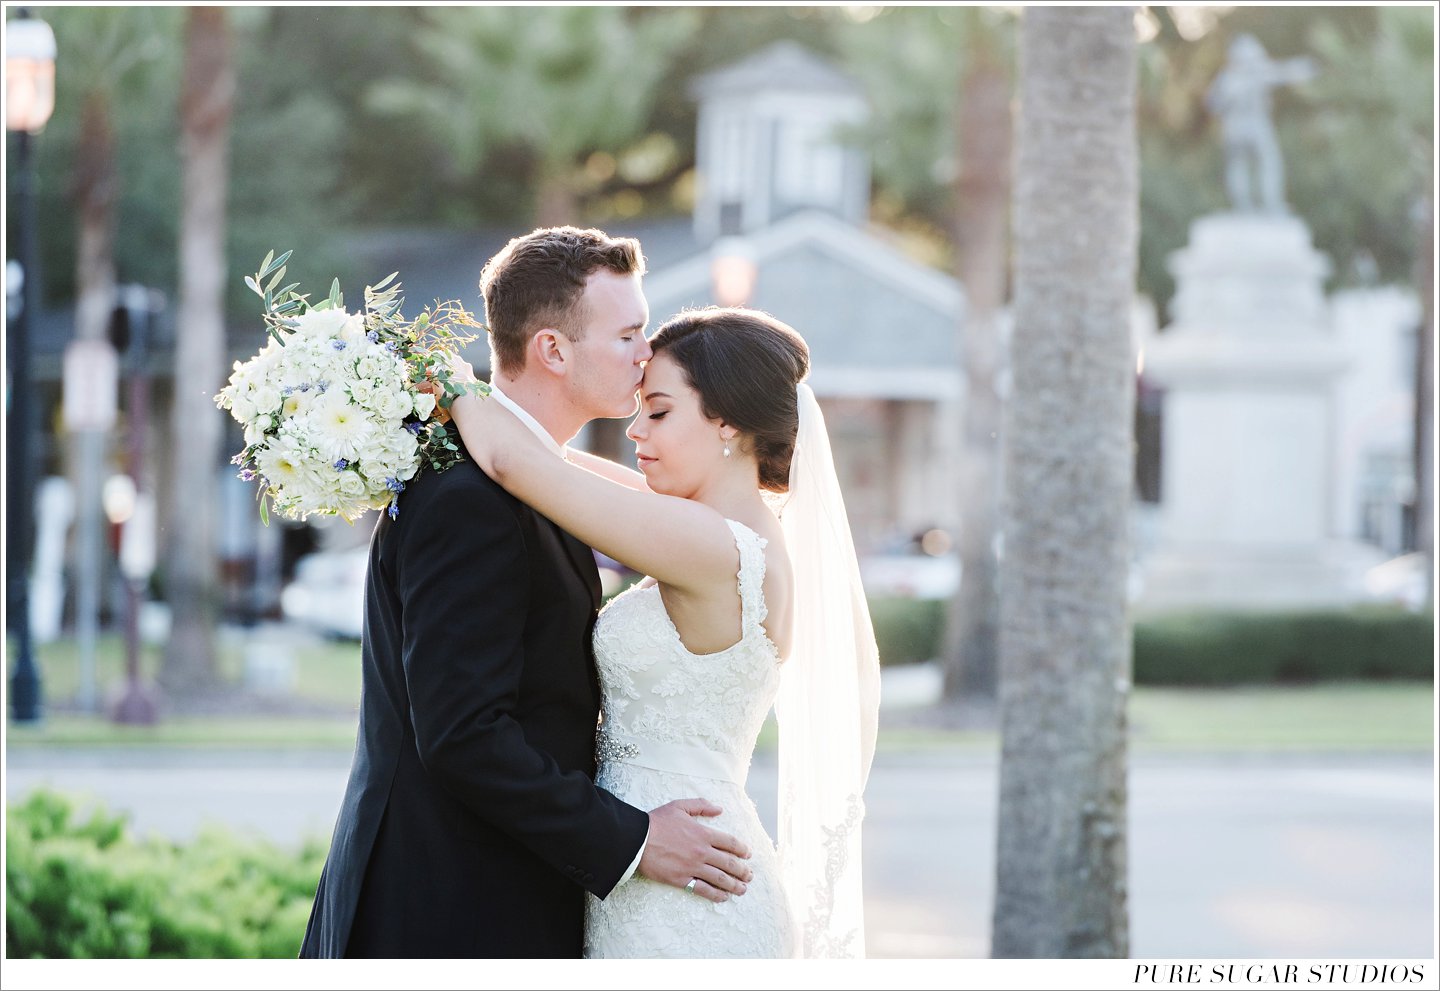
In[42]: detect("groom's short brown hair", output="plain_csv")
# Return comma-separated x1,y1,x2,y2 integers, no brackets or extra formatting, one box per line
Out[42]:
480,226,646,375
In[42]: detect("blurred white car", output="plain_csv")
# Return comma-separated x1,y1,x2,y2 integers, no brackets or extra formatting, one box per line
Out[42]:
859,553,960,600
281,548,369,639
1362,552,1431,612
280,546,635,639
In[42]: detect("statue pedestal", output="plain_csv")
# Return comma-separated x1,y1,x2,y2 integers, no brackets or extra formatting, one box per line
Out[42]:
1138,213,1385,611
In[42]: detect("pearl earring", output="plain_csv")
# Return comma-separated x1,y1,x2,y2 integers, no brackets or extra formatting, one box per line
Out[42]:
723,441,732,458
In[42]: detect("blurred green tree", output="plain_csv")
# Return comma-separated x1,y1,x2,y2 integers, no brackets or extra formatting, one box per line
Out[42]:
365,6,698,227
834,6,1428,317
29,7,367,317
28,7,177,343
834,6,960,234
1135,6,1432,310
837,7,1019,704
994,5,1136,959
221,7,366,313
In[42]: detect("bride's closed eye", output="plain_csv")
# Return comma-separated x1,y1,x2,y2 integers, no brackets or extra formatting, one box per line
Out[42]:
648,411,669,421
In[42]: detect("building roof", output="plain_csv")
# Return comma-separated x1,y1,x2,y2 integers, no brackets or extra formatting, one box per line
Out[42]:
643,210,964,399
689,41,864,99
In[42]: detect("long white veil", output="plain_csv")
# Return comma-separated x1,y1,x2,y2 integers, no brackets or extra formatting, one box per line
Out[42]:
774,383,882,958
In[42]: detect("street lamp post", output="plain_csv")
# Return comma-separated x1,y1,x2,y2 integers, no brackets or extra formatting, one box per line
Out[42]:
6,9,57,723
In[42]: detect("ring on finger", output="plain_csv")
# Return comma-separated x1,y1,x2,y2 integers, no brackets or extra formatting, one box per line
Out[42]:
684,877,700,895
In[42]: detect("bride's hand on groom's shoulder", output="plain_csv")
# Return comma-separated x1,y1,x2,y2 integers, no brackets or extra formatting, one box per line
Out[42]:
446,354,478,386
638,799,754,904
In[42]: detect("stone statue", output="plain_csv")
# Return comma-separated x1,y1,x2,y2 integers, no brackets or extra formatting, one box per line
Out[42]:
1206,34,1315,214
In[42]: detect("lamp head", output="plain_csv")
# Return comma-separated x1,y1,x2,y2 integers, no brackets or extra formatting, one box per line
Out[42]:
6,16,57,134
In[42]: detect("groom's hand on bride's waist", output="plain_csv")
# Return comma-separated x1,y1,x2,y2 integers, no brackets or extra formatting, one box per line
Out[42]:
637,799,754,904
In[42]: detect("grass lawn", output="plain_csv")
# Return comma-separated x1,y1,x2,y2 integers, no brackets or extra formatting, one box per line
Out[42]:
1127,681,1435,752
5,633,1433,753
17,628,364,710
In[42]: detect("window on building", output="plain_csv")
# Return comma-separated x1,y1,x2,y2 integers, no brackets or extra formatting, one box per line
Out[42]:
713,112,747,200
776,117,844,206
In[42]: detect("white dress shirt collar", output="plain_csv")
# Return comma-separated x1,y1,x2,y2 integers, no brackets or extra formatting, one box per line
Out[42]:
486,384,569,459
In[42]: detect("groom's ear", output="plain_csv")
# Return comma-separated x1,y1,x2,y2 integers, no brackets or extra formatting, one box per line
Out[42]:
530,329,570,377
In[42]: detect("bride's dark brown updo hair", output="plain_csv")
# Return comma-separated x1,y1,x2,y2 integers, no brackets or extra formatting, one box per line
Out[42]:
648,307,810,492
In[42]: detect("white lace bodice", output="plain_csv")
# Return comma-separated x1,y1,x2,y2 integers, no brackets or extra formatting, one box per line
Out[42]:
585,518,795,958
592,518,782,766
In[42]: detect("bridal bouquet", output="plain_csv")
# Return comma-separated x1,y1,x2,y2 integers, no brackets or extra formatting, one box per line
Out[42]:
216,250,488,523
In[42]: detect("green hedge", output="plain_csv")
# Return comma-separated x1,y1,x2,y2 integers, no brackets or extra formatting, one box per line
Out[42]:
870,597,947,667
1133,606,1434,685
867,597,1433,685
6,790,324,958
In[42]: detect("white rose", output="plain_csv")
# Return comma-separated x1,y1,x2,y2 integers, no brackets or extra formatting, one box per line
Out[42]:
411,390,437,420
230,393,258,424
373,387,411,421
250,383,282,416
384,425,419,456
336,470,368,500
339,312,368,345
287,307,353,341
348,379,376,409
355,354,385,380
391,455,420,482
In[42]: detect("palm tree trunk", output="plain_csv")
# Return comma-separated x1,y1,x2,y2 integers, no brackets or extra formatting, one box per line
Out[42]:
535,165,579,228
72,91,117,343
1413,191,1433,606
161,6,234,696
943,41,1012,701
991,5,1136,958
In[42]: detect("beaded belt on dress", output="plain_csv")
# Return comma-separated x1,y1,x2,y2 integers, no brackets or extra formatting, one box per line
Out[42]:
595,729,749,787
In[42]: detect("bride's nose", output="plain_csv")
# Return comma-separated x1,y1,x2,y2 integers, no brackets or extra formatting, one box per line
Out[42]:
625,413,646,441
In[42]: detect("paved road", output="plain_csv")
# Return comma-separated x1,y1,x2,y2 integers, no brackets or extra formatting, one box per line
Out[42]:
6,747,1433,959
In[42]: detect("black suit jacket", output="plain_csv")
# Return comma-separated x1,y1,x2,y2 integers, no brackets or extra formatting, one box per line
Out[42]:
299,452,649,959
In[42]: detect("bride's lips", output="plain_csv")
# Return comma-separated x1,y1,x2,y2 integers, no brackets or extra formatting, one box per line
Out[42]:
636,454,657,470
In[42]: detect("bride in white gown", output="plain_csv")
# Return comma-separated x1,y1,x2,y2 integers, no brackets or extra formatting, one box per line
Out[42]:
450,307,879,958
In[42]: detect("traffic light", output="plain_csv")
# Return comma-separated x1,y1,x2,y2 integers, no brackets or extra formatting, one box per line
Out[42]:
107,284,158,368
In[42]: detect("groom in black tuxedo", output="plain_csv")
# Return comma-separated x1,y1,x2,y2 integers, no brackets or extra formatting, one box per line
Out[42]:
300,228,752,959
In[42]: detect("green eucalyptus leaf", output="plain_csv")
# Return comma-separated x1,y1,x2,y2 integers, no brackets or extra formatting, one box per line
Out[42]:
260,249,293,280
